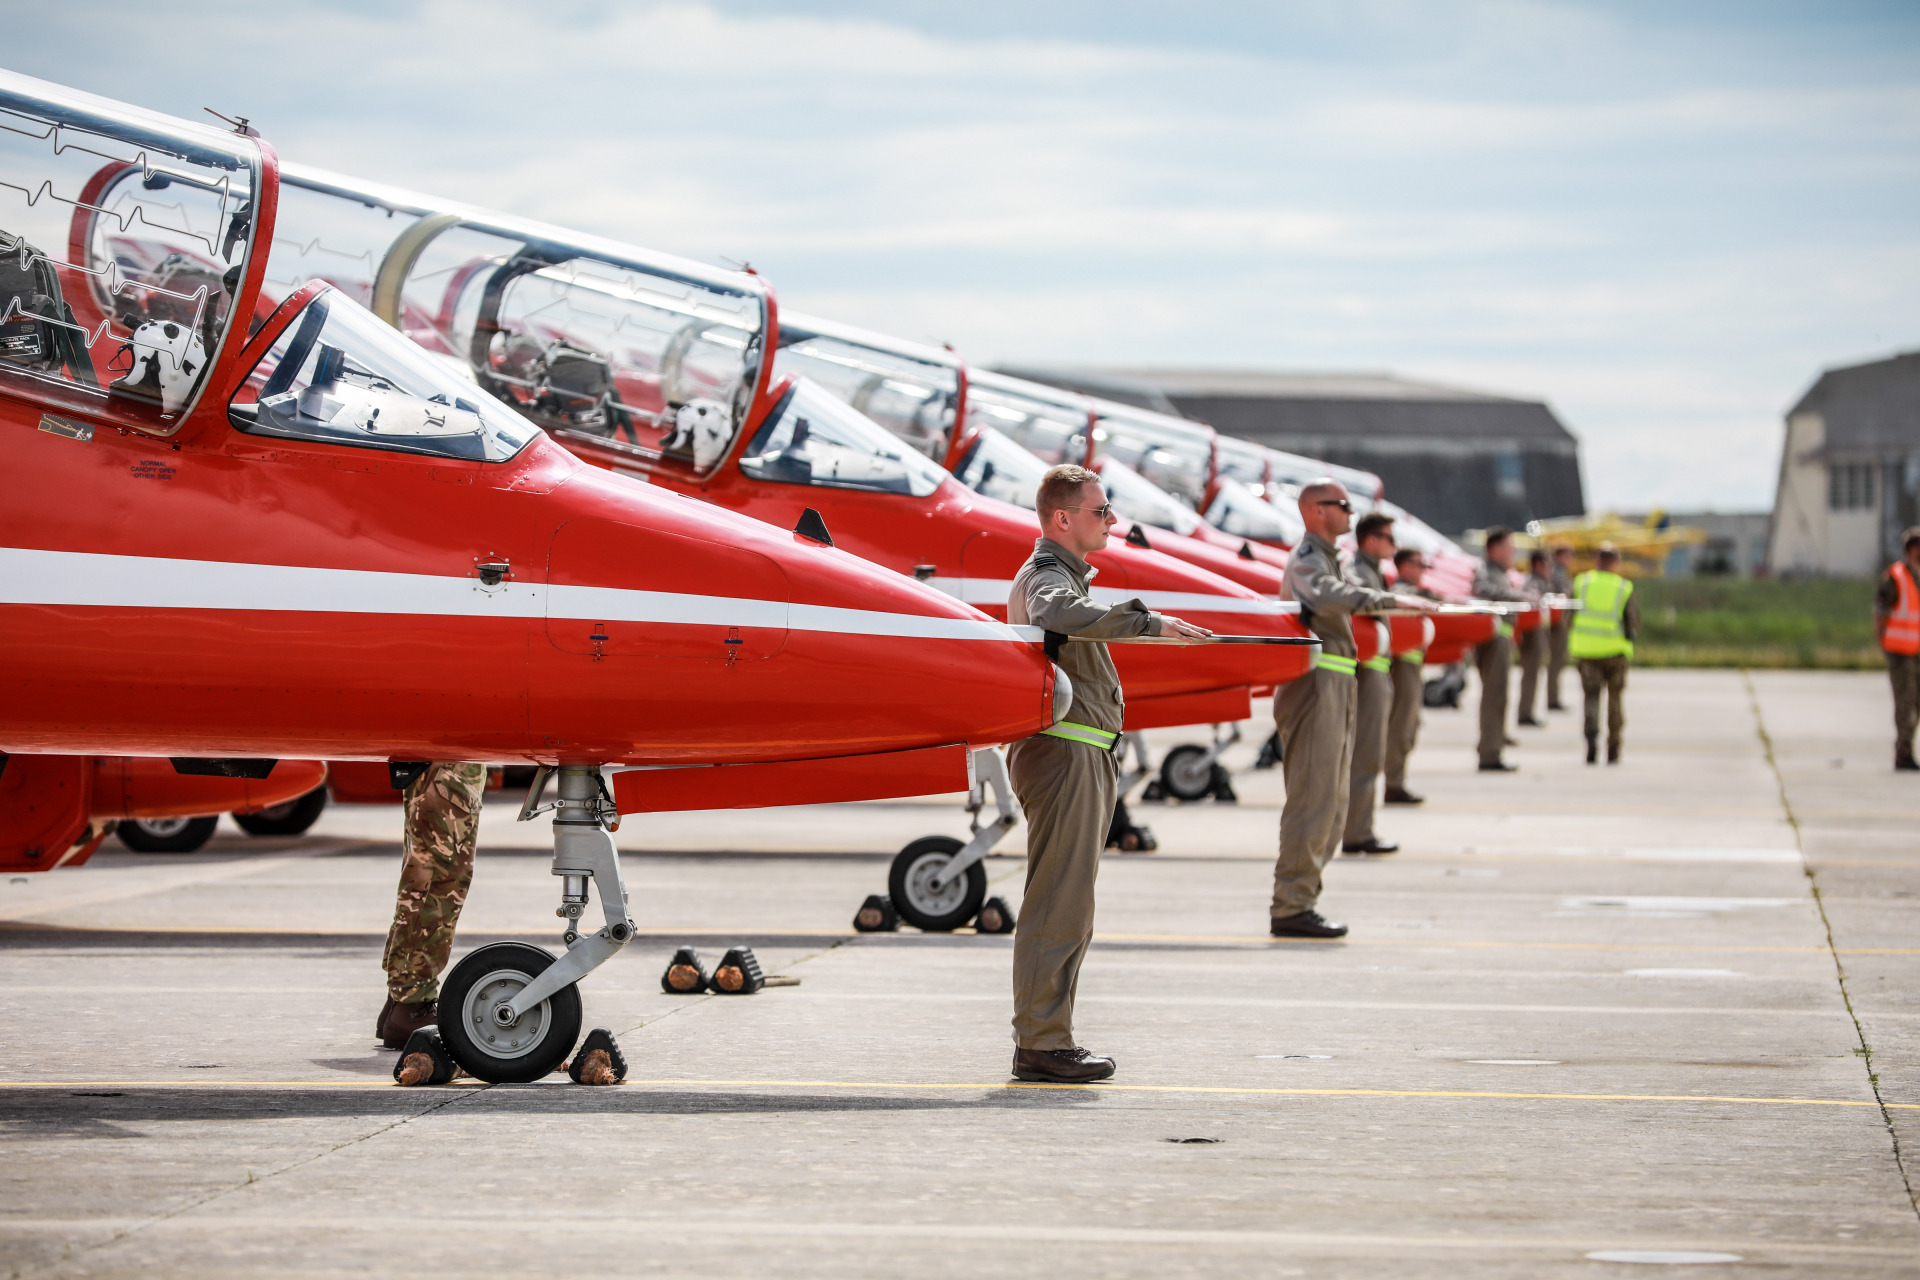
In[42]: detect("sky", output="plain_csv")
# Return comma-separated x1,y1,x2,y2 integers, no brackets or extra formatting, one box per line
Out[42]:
10,0,1918,512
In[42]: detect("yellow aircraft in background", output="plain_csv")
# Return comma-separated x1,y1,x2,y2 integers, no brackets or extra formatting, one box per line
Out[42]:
1465,512,1708,577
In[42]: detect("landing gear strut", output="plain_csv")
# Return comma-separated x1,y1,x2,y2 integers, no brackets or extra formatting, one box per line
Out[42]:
439,765,630,1083
1141,724,1241,803
879,748,1019,933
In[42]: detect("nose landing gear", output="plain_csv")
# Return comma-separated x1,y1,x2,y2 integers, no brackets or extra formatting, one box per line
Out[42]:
880,748,1019,933
437,765,630,1083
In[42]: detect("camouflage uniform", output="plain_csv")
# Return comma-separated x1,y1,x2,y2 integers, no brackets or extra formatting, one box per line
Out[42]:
382,761,487,1003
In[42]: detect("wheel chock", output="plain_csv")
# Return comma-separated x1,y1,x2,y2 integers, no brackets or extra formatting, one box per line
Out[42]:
853,894,899,932
661,946,710,994
1140,779,1166,803
710,946,765,994
393,1027,459,1087
567,1028,628,1085
1209,766,1238,803
974,896,1016,934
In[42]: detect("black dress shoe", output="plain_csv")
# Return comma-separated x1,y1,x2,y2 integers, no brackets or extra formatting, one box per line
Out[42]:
1341,836,1399,855
1270,910,1348,938
1585,736,1598,765
1898,755,1919,772
1013,1046,1116,1083
1478,759,1519,773
1516,716,1544,727
1383,786,1424,805
1607,744,1621,765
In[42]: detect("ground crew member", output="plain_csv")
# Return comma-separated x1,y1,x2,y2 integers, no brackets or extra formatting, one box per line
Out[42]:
1008,465,1210,1082
1570,544,1640,765
1342,512,1401,855
376,761,486,1050
1273,482,1436,937
1385,547,1440,805
1547,545,1574,711
1515,549,1553,727
1471,527,1536,772
1876,527,1920,771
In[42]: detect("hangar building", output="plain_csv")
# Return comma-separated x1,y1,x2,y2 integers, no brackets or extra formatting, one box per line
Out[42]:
1768,349,1920,578
996,366,1586,539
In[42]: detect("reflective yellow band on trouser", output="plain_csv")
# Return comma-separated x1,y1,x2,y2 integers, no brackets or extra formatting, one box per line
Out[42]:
1397,649,1426,664
1362,655,1392,673
1041,720,1120,749
1315,653,1359,676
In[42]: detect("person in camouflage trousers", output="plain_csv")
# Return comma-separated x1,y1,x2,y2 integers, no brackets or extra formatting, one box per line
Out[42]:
377,761,487,1049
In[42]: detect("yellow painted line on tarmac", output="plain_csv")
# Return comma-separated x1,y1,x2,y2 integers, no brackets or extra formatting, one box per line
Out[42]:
1100,933,1920,955
4,1077,1914,1109
624,1079,1920,1108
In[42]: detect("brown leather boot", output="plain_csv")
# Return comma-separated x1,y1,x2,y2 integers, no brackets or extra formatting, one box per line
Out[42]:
1013,1046,1116,1083
379,999,438,1050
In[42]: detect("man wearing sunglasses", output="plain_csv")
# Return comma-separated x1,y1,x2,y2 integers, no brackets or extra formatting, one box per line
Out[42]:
1271,482,1437,938
1006,465,1212,1082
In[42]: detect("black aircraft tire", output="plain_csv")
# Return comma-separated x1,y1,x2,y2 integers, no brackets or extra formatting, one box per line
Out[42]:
116,815,219,853
438,943,582,1084
889,836,988,933
232,786,329,837
1158,744,1216,802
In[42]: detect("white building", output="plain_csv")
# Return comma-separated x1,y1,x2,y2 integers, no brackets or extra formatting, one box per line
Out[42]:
1768,350,1920,577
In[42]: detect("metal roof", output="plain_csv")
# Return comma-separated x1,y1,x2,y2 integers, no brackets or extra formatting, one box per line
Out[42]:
1786,349,1920,455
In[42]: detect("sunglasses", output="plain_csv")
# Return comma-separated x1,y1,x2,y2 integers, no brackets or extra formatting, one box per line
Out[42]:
1316,499,1353,513
1065,503,1114,518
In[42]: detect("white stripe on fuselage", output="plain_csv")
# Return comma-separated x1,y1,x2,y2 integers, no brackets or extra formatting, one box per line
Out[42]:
0,548,1023,643
926,575,1299,617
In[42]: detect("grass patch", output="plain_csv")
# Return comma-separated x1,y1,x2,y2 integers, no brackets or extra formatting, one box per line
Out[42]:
1631,578,1883,670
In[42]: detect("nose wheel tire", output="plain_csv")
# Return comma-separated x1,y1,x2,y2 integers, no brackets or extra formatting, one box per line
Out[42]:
1158,744,1217,802
232,786,329,837
437,942,582,1083
888,836,988,932
116,815,218,853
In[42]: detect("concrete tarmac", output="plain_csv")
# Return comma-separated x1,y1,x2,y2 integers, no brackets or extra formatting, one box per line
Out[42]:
1,669,1915,1278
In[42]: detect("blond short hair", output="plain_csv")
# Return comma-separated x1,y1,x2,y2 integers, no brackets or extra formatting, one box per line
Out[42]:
1037,464,1102,524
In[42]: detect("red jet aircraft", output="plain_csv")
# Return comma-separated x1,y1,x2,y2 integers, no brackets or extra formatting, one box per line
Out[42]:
258,164,1318,915
0,73,1080,1079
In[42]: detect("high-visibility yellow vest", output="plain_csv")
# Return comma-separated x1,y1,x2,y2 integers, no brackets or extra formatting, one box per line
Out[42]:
1568,570,1633,660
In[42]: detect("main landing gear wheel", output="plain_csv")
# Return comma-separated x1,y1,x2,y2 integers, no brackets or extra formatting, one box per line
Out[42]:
232,786,329,837
1158,744,1219,802
438,942,582,1083
889,835,988,932
116,815,218,853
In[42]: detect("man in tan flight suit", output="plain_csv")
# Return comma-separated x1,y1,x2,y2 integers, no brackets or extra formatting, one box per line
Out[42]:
1273,482,1436,937
1471,527,1537,772
1515,549,1553,727
1546,545,1574,712
1341,512,1402,855
1008,464,1211,1082
1384,548,1441,806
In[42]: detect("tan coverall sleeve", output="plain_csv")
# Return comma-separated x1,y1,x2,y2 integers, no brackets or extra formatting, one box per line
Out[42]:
1022,572,1163,640
1289,555,1395,616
